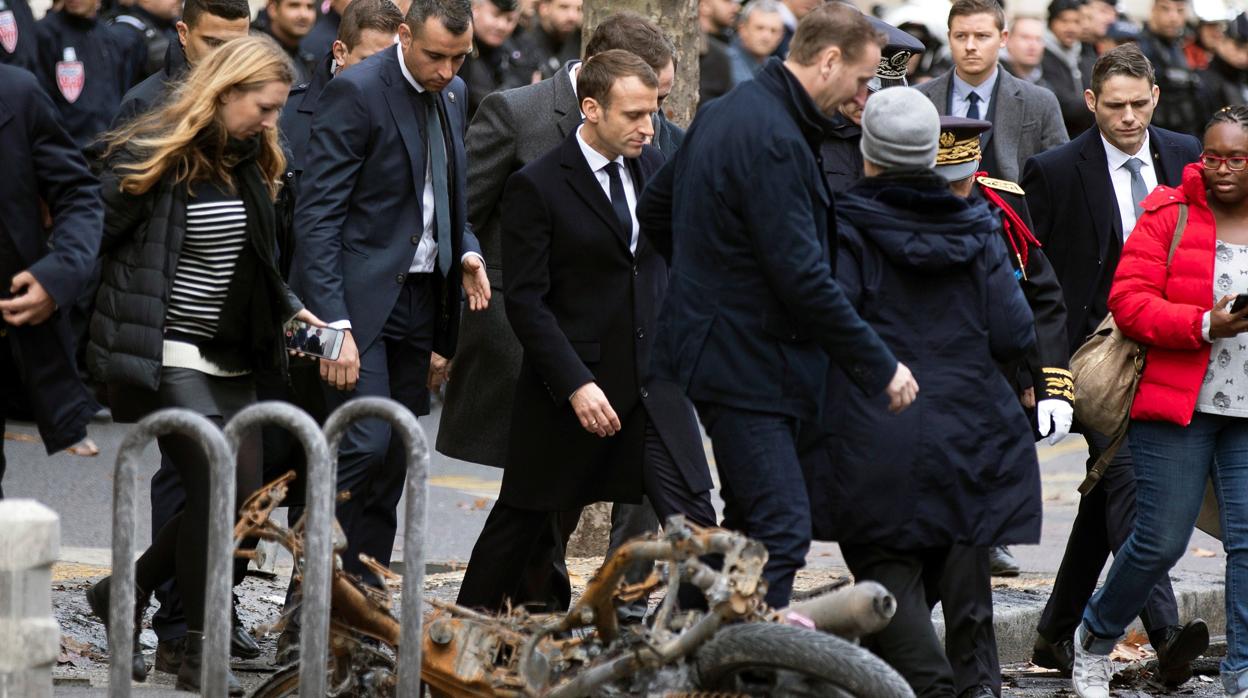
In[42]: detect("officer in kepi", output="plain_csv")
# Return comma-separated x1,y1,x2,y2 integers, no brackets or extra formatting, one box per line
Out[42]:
821,14,925,194
927,115,1074,698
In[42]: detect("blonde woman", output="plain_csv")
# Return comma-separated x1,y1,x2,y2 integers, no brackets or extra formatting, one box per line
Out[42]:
82,36,323,694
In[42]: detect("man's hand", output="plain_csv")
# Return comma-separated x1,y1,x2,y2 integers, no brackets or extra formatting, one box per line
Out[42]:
320,329,360,391
570,382,620,437
462,255,491,312
1037,398,1074,445
428,352,451,391
0,271,57,326
885,362,919,414
1020,387,1036,409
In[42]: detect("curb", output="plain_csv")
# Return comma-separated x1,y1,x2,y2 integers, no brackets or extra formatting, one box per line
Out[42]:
932,578,1227,664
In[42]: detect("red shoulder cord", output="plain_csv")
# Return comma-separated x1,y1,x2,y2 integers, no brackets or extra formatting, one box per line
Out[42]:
974,170,1042,270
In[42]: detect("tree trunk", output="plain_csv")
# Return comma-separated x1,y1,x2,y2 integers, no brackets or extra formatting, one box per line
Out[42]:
582,0,701,127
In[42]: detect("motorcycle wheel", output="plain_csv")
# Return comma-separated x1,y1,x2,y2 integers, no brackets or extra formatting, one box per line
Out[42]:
249,651,397,697
694,623,914,698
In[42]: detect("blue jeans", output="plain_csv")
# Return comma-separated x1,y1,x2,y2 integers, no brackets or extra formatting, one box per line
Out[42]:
695,403,811,608
1082,412,1248,692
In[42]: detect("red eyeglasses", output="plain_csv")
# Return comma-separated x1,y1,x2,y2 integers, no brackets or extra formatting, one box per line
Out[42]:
1200,153,1248,171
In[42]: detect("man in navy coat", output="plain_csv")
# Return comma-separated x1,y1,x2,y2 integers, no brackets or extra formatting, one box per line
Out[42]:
1023,44,1207,681
638,3,918,608
0,64,101,497
291,0,488,587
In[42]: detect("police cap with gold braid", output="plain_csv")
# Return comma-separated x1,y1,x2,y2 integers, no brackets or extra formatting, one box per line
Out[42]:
866,15,925,92
934,115,992,183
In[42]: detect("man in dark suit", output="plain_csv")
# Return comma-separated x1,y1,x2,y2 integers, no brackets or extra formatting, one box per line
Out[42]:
1022,44,1207,684
0,64,101,498
640,3,918,609
436,12,684,611
456,50,715,612
1042,0,1098,138
291,0,489,588
915,0,1068,183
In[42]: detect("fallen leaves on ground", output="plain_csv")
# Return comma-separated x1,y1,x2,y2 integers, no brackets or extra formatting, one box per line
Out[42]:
66,438,99,457
58,636,102,667
1109,629,1155,663
1192,547,1218,558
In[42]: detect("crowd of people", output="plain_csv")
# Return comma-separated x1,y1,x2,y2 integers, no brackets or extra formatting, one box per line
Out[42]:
3,0,1248,696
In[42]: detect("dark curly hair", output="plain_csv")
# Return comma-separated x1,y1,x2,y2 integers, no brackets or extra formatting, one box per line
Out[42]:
1207,105,1248,134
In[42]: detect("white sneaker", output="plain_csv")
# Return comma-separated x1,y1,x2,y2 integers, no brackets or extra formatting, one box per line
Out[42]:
1072,624,1113,698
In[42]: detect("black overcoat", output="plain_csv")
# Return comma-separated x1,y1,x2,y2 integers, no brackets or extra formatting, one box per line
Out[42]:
806,172,1042,549
498,133,712,511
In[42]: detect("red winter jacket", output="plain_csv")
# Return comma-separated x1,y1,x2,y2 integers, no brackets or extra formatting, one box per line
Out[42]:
1109,163,1216,426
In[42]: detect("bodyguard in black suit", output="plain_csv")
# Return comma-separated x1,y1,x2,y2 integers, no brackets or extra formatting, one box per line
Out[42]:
291,0,488,586
457,50,715,613
1022,45,1207,681
0,64,102,496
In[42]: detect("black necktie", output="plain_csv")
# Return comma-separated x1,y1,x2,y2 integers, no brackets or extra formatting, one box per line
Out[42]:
605,162,633,251
966,91,982,120
421,92,452,277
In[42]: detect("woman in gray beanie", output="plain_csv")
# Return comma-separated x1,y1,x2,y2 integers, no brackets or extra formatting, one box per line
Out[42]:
804,85,1042,697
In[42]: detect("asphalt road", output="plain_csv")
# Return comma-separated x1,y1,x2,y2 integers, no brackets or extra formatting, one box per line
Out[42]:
2,405,1228,581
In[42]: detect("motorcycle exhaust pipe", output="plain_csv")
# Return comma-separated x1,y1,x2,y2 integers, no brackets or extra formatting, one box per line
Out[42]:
779,581,896,640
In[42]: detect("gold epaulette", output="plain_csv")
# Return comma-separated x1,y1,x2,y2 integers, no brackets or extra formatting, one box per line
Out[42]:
975,175,1025,196
1041,367,1075,403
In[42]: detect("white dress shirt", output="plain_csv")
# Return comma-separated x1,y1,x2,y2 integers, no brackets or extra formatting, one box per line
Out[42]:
1102,131,1158,239
575,124,638,253
951,68,998,120
329,44,482,330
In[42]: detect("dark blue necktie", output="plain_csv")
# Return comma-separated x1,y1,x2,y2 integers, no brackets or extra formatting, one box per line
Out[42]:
421,92,452,277
605,162,633,250
966,91,982,120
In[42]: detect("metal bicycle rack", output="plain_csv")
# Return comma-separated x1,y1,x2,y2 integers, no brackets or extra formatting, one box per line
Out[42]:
322,396,430,698
108,396,429,696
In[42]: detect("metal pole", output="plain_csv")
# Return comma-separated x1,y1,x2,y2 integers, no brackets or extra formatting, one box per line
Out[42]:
221,402,332,697
109,409,232,698
322,396,429,697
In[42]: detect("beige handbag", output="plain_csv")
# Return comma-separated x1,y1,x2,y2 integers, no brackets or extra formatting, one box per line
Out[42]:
1070,205,1188,495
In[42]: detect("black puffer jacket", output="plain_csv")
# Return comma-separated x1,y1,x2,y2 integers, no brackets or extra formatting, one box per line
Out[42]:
88,147,302,392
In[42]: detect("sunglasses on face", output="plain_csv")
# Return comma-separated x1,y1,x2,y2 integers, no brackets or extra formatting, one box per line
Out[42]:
1201,153,1248,171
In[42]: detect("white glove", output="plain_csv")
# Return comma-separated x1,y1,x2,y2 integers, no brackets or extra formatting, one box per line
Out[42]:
1037,399,1073,445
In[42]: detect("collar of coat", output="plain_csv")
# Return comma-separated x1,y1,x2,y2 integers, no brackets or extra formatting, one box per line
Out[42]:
755,58,838,151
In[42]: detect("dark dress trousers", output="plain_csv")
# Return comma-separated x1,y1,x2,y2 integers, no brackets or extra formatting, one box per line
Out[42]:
455,133,714,612
0,64,102,494
1022,124,1201,646
291,44,480,584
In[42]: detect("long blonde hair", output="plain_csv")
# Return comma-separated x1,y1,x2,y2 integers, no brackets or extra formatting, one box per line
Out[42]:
104,36,296,200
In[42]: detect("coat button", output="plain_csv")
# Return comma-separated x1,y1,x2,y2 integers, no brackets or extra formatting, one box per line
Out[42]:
396,273,406,284
640,387,649,399
636,328,645,339
633,265,639,277
411,235,420,245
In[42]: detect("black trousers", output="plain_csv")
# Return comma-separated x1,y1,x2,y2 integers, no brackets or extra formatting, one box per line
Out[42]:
841,543,956,698
939,545,1000,697
0,330,12,500
323,274,435,585
1037,430,1179,644
456,419,716,612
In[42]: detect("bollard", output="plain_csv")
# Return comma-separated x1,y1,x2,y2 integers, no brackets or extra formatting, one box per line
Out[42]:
221,402,332,697
0,500,60,698
322,396,429,698
110,409,234,698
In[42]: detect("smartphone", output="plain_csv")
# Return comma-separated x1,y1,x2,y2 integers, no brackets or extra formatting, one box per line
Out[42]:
1233,294,1248,314
284,320,344,361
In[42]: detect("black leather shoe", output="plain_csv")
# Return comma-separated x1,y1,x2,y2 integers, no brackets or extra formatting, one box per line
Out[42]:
154,637,185,674
176,631,244,696
230,618,261,660
1154,619,1210,686
274,627,300,666
1031,634,1074,676
959,686,997,698
989,546,1021,577
85,576,150,682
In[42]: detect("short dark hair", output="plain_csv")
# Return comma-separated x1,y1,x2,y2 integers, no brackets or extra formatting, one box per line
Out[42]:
404,0,473,36
182,0,250,27
576,48,658,108
947,0,1006,31
1090,43,1155,94
789,3,884,66
339,0,403,49
584,12,675,73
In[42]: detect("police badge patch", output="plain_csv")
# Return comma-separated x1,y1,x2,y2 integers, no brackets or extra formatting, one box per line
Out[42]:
0,9,18,54
56,47,84,103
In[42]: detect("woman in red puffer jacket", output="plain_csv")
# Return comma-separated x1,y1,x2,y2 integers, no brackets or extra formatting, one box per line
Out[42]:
1072,106,1248,698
